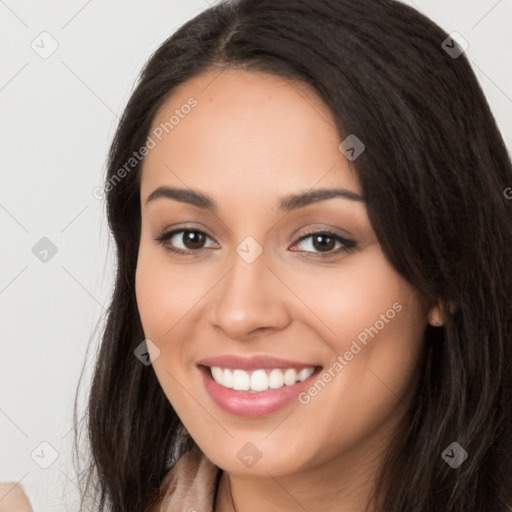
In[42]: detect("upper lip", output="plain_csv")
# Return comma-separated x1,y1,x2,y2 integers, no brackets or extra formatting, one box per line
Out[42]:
196,354,321,371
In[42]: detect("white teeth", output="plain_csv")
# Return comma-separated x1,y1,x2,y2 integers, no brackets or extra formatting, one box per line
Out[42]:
268,369,284,389
250,369,268,392
209,366,316,392
298,367,315,381
222,368,233,389
211,366,224,383
232,369,250,390
284,368,297,386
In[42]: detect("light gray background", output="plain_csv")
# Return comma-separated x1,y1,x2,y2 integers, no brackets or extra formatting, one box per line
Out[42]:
1,1,511,510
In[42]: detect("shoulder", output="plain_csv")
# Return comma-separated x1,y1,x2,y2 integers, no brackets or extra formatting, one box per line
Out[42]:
0,482,33,511
153,446,222,512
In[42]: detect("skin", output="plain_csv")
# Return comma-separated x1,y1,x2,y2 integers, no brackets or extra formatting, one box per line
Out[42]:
135,68,444,512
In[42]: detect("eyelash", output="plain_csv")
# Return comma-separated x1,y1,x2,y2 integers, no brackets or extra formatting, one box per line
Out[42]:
154,228,357,258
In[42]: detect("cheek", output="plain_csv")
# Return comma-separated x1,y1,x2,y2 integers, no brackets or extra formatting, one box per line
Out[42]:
282,245,424,353
135,244,211,344
289,247,426,424
135,247,201,414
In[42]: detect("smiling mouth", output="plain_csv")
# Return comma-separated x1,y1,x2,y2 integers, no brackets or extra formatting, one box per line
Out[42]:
201,365,322,393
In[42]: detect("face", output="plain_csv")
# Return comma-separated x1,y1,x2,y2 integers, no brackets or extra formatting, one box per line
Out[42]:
135,68,434,478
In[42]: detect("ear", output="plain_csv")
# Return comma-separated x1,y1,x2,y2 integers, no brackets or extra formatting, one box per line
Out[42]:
427,300,455,327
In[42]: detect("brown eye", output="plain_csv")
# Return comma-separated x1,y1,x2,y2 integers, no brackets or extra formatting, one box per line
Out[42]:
311,233,337,252
180,230,207,250
155,228,218,254
291,231,356,256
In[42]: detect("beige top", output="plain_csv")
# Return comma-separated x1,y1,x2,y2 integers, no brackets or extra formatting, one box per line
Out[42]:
153,446,226,512
0,448,233,512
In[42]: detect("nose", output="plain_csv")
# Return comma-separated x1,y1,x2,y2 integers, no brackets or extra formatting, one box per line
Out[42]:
208,245,291,340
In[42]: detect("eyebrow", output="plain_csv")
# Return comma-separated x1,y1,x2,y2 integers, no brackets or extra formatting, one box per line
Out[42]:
145,186,364,212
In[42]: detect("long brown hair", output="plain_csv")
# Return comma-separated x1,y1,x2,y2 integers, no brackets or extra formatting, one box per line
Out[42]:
73,0,512,510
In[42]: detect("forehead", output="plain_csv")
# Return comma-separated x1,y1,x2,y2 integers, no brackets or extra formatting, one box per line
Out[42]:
140,68,361,201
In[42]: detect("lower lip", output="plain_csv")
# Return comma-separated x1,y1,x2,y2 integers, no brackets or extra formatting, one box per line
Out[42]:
198,365,321,418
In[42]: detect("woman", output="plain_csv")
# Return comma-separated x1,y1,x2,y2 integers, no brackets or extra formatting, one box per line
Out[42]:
4,0,511,510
